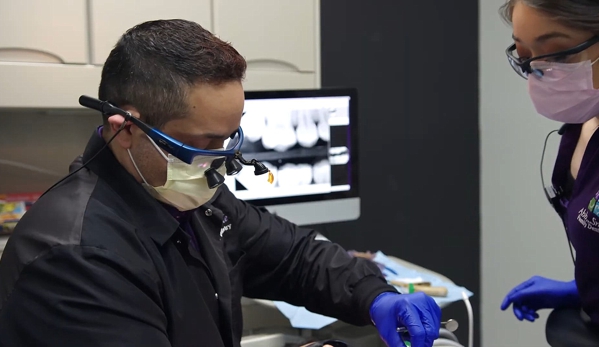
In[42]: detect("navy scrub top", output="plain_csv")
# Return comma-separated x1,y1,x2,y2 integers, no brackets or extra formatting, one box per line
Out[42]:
552,124,599,326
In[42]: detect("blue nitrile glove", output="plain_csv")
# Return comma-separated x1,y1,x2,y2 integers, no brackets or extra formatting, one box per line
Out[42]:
500,276,580,322
370,292,441,347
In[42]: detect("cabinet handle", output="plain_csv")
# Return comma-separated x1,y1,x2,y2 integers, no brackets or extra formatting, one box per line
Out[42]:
246,59,300,72
0,48,63,64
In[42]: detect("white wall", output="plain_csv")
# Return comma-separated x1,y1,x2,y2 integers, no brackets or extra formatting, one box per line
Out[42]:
480,0,576,346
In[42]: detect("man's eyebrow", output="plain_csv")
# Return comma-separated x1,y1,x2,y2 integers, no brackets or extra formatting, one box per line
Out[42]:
186,112,243,140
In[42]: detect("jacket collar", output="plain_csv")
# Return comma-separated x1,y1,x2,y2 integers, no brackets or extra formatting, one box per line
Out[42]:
82,129,180,245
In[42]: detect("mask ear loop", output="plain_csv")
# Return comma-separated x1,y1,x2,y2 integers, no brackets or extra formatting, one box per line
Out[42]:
127,149,152,186
127,133,171,186
145,135,173,162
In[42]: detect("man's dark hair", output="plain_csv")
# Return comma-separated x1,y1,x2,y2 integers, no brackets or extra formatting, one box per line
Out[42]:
98,19,247,129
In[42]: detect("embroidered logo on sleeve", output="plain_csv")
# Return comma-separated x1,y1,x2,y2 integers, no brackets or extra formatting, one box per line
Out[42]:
590,197,599,217
577,205,599,233
220,215,232,237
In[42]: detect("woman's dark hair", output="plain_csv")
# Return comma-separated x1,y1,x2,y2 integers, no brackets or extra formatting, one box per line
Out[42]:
98,19,247,128
500,0,599,33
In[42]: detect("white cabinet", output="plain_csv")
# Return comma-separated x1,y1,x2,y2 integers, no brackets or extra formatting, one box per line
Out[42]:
0,0,88,64
243,71,317,91
0,0,320,108
0,63,102,108
89,0,212,65
213,0,317,73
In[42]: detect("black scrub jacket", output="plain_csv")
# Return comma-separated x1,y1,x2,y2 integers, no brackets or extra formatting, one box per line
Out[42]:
0,130,396,347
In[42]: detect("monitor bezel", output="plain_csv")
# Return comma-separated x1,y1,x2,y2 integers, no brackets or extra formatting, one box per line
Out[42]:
238,87,359,208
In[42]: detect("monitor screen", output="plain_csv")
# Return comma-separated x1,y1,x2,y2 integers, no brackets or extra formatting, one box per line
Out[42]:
224,88,360,225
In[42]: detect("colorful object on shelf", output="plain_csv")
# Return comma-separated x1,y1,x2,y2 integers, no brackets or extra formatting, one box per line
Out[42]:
0,193,41,234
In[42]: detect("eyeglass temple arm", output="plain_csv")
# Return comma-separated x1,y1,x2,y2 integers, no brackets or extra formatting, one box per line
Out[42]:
79,95,154,131
79,95,184,153
80,95,131,119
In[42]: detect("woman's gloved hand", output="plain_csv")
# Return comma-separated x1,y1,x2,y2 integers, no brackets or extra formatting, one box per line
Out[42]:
370,292,441,347
500,276,580,322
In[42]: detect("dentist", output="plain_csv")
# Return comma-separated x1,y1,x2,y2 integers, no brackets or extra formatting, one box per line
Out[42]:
0,19,441,347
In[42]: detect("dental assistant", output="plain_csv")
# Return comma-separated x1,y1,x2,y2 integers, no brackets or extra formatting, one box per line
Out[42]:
499,0,599,341
0,19,441,347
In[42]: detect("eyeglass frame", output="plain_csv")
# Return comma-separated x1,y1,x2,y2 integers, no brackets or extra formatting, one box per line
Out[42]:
78,95,246,165
505,35,599,79
123,115,245,165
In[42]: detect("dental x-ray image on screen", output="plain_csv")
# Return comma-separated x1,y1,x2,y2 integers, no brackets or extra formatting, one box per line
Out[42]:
223,88,360,225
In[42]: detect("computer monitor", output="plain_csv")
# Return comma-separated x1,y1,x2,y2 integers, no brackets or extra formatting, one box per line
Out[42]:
223,88,360,226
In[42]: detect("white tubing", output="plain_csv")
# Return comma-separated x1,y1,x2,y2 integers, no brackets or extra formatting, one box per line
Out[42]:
433,338,464,347
462,291,473,347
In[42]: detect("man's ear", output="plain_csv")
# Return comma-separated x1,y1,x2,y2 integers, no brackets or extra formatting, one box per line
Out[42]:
106,108,141,149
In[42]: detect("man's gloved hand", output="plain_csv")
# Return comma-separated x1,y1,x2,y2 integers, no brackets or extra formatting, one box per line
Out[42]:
370,292,441,347
500,276,580,322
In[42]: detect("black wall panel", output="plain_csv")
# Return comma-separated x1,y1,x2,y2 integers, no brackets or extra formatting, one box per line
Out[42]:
318,2,480,345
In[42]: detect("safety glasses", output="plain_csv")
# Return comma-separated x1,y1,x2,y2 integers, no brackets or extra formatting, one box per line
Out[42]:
78,95,244,164
79,95,271,187
126,115,270,187
126,115,244,165
505,35,599,79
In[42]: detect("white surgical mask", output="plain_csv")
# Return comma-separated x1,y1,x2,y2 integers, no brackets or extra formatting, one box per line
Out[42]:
128,135,226,211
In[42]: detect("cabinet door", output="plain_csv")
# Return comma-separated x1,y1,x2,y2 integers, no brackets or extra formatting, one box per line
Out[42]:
213,0,317,73
0,63,102,108
243,71,317,91
90,0,212,65
0,0,88,64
